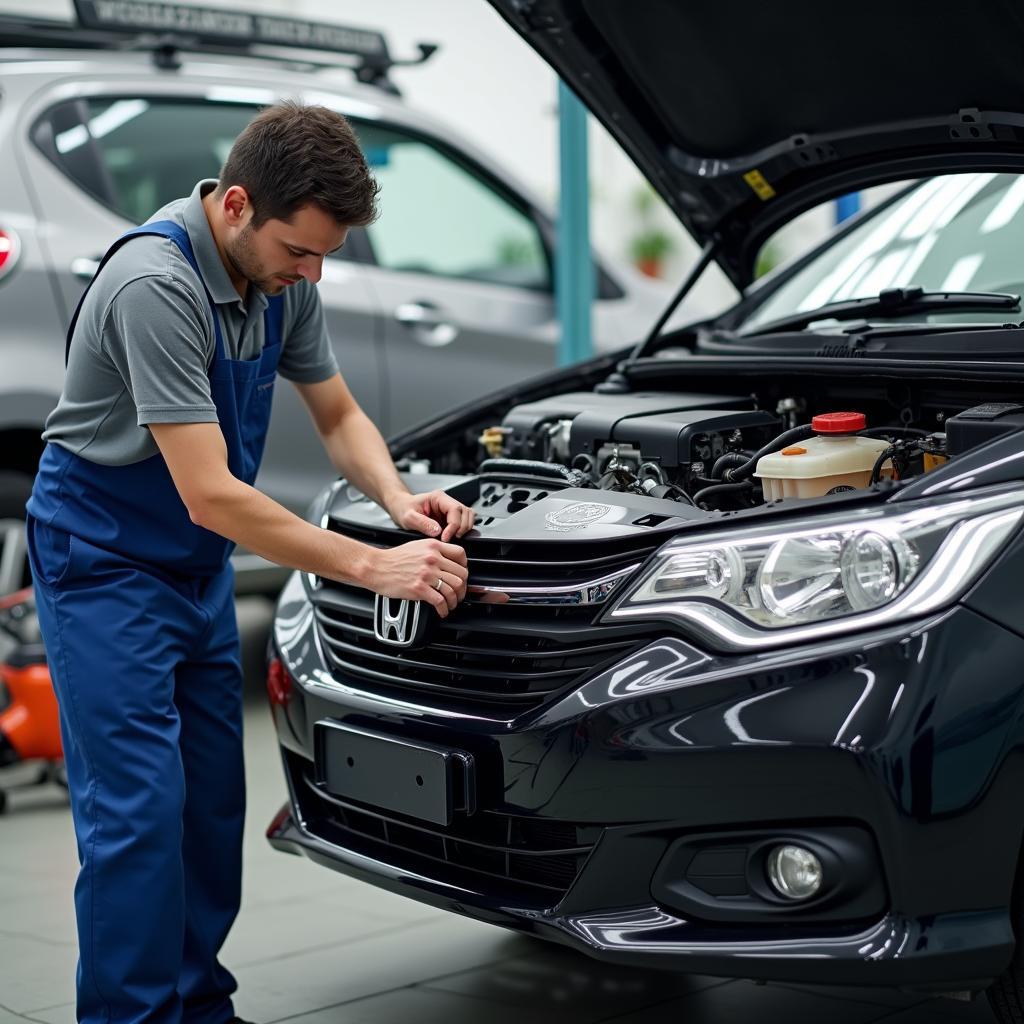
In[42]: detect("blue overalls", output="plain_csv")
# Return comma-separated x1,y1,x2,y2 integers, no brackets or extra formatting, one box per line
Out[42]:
26,221,283,1024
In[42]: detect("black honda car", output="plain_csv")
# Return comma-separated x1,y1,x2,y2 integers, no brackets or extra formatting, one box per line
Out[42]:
267,1,1024,1016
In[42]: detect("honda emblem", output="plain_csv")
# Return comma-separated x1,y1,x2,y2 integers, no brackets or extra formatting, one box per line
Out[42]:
373,595,423,647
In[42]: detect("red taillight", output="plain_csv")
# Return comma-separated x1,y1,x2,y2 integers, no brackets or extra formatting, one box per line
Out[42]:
0,229,19,281
266,657,292,707
265,802,292,839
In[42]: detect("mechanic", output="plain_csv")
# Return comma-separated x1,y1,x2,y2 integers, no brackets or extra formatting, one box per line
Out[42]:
25,101,474,1024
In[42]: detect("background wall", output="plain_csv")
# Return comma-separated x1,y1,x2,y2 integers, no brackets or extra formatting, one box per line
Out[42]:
5,0,860,315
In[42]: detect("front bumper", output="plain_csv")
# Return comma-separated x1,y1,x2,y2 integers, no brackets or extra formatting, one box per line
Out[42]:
267,808,1010,989
266,571,1024,990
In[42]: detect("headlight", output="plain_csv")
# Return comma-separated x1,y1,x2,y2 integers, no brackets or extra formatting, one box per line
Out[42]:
607,488,1023,651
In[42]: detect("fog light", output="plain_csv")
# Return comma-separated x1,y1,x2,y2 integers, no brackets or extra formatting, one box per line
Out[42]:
767,844,823,900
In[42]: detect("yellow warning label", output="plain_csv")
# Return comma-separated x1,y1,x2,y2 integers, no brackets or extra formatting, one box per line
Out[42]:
743,169,776,200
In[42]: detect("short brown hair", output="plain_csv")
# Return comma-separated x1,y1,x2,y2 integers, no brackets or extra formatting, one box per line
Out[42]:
218,101,379,228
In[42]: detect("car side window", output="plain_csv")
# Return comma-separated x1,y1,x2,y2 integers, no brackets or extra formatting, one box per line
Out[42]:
352,122,551,291
33,98,258,224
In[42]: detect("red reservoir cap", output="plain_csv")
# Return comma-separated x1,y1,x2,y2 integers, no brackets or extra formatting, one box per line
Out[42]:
812,411,866,434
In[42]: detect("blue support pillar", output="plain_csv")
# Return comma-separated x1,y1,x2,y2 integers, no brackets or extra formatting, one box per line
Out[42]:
556,80,593,366
835,192,862,224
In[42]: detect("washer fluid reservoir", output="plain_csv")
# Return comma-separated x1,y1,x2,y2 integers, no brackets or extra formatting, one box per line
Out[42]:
755,412,891,500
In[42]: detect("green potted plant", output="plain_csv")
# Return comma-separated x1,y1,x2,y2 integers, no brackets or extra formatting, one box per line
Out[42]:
629,228,674,278
627,183,676,277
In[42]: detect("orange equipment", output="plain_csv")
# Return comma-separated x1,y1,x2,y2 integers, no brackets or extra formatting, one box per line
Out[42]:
0,587,64,814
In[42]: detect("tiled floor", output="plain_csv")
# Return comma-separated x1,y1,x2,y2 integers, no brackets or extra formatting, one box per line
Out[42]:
0,600,1001,1023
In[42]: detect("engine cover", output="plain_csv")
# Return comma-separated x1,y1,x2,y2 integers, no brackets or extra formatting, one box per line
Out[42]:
501,391,752,461
571,407,781,468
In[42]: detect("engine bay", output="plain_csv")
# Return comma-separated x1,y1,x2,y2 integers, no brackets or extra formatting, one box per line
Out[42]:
329,382,1024,542
462,389,965,520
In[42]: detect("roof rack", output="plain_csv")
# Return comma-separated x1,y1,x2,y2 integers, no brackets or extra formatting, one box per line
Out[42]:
0,0,438,95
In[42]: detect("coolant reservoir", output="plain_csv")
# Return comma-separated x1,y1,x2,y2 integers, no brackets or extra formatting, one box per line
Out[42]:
755,412,891,500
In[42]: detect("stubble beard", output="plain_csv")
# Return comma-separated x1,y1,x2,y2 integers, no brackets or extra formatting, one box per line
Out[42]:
226,224,283,296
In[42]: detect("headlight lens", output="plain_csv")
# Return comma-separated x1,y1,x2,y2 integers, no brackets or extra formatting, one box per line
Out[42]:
648,546,744,602
839,531,900,610
756,530,910,621
610,489,1023,650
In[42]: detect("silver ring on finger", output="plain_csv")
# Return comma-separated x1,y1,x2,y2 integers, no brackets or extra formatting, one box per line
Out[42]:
434,577,444,592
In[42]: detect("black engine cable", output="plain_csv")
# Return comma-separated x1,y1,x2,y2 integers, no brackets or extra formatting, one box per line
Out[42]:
870,445,901,486
861,426,930,439
712,425,816,482
692,479,756,509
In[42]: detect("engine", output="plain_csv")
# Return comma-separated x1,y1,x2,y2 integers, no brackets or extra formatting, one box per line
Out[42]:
320,392,1024,542
465,390,964,517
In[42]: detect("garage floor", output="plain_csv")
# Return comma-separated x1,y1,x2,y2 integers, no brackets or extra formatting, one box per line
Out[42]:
0,601,1002,1024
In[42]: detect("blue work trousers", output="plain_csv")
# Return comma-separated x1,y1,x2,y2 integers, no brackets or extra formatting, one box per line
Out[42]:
27,515,245,1024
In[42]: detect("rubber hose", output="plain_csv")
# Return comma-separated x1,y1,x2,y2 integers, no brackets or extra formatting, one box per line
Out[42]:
870,445,898,486
710,452,747,480
720,425,816,482
860,426,930,439
479,458,590,487
692,479,756,509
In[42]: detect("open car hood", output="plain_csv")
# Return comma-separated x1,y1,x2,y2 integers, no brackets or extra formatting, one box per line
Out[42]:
487,0,1024,286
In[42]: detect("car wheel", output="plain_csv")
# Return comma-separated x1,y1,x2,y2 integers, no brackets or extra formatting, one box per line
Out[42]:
0,471,33,596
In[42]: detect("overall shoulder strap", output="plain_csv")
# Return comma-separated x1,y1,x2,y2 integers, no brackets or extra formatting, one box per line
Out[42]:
64,220,221,365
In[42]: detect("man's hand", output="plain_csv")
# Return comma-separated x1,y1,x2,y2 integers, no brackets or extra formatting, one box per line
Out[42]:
387,490,476,542
365,539,469,617
294,379,476,543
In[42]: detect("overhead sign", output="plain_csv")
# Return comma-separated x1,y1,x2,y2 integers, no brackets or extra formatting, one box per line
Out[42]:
73,0,389,60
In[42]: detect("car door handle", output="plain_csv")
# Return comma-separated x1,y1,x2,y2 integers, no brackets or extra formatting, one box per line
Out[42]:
71,256,102,281
394,301,459,348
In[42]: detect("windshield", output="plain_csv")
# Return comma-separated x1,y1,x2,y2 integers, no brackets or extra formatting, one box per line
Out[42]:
741,173,1024,331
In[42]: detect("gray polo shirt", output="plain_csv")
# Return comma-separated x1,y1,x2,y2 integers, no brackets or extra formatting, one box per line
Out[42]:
42,179,339,466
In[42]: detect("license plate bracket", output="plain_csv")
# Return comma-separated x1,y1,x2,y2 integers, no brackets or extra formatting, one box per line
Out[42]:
314,720,476,826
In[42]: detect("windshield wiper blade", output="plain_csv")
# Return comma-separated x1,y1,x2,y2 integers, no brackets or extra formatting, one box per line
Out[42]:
742,287,1021,336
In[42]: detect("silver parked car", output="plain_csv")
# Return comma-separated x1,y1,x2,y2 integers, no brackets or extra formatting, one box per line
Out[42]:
0,11,672,592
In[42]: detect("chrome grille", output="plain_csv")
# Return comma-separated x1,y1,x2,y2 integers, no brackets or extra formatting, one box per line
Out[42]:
311,530,654,710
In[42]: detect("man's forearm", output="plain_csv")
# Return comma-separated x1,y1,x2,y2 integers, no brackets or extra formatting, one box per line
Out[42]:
192,476,373,585
322,407,409,515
